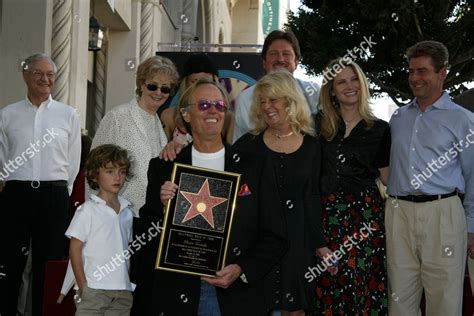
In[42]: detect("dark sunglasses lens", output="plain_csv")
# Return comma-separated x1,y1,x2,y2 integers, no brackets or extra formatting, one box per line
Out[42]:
146,83,158,91
160,86,171,94
146,84,171,93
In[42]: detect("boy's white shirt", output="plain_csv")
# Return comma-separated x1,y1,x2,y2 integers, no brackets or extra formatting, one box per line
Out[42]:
61,194,134,294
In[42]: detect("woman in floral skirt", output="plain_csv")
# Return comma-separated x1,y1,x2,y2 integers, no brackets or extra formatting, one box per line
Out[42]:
312,58,390,315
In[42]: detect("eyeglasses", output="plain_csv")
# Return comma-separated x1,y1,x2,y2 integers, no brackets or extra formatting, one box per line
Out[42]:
30,70,55,79
189,100,227,112
145,83,172,94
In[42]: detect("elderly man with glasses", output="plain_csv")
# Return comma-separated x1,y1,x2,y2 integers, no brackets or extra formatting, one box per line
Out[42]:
0,53,81,315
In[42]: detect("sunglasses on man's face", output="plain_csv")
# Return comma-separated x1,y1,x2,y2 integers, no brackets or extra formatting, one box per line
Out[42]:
145,83,172,94
190,100,227,112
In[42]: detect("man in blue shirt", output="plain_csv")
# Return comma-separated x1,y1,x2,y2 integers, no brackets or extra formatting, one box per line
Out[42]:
232,30,320,142
387,40,474,316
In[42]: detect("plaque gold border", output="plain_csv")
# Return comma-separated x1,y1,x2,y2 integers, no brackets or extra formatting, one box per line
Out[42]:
155,163,241,277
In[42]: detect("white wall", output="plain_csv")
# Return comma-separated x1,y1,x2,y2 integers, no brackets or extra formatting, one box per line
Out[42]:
0,0,52,108
231,0,261,47
69,0,90,127
104,1,140,112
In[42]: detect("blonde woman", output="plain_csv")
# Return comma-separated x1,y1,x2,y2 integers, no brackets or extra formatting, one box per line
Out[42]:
234,70,334,316
92,55,178,217
312,58,390,315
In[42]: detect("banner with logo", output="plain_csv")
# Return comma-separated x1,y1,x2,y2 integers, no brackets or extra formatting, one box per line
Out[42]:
156,52,264,111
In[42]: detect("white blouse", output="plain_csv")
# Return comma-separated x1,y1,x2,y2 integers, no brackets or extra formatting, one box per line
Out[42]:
91,99,168,217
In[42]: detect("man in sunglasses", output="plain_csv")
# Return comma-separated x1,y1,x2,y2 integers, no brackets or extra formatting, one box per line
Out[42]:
134,79,287,315
0,53,81,315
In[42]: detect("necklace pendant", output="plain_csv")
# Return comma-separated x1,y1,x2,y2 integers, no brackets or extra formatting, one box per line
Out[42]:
275,131,293,139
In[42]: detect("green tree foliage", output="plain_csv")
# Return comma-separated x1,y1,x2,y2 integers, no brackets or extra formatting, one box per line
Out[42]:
287,0,473,106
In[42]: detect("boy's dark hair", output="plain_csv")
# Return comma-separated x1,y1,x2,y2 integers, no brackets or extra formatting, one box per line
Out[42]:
261,29,301,61
406,40,449,73
86,144,133,190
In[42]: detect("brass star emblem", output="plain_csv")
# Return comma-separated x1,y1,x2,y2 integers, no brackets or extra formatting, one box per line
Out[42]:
180,179,227,228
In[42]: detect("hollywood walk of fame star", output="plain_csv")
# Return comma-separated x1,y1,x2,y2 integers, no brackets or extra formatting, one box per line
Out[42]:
180,179,228,229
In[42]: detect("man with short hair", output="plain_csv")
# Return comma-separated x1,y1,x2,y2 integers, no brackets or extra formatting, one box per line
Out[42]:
134,79,287,315
386,40,474,316
232,29,320,142
0,53,81,315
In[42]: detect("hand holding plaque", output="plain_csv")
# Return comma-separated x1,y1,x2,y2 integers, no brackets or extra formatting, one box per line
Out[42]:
156,163,240,277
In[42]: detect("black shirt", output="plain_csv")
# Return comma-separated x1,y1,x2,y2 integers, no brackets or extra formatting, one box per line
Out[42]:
315,114,391,194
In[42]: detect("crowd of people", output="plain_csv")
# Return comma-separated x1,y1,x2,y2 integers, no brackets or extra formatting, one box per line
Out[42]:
0,30,473,316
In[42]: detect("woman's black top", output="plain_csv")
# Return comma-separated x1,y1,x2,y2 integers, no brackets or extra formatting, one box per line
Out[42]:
315,114,391,195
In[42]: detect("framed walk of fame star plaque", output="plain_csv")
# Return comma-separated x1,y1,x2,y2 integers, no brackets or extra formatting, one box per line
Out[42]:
156,163,241,277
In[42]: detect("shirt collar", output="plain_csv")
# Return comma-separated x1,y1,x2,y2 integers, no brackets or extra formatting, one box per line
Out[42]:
410,91,451,111
90,194,131,212
25,94,53,108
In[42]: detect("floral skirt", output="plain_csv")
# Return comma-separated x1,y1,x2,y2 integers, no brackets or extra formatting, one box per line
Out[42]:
311,189,388,316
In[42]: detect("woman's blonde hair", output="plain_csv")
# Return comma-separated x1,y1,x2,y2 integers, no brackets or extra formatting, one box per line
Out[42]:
249,70,315,136
319,58,375,141
135,55,179,97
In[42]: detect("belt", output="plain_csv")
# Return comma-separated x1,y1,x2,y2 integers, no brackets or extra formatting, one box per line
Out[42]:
6,180,68,189
389,191,457,203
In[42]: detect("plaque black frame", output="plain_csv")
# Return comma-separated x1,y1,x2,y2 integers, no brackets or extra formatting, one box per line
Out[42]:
156,163,241,277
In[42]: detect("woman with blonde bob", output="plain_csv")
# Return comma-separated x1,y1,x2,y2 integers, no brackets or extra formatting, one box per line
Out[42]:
311,58,390,315
234,70,334,316
92,55,178,218
249,71,315,137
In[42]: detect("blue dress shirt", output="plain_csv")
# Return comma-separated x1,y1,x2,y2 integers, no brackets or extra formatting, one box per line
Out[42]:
387,92,474,232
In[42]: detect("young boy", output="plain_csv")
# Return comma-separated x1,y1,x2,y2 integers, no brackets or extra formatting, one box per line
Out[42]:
66,144,134,315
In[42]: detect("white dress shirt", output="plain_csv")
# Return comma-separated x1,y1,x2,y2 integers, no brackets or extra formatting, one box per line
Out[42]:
91,99,168,217
0,95,81,194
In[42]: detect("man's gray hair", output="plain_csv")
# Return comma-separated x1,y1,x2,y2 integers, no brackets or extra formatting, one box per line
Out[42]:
22,53,57,73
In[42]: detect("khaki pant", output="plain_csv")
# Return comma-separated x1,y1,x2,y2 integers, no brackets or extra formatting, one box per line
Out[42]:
75,286,133,316
385,196,467,316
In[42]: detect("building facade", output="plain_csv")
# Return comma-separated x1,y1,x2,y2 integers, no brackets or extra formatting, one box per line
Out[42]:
0,0,289,136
